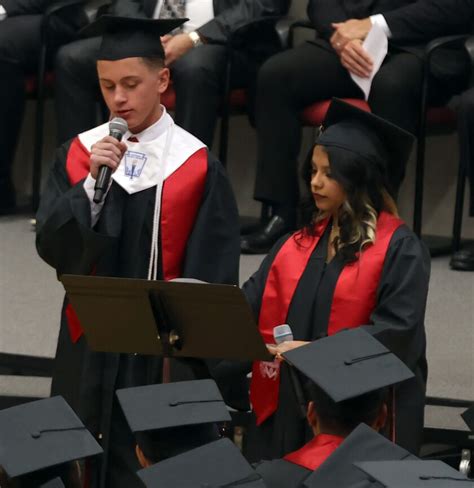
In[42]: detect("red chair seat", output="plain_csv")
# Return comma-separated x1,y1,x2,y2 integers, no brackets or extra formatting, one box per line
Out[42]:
301,98,371,126
426,106,457,129
25,72,55,95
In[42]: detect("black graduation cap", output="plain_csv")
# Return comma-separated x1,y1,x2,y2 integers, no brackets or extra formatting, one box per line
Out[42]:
137,438,267,487
282,328,414,403
354,460,474,487
117,379,231,462
317,98,415,174
461,405,474,432
80,15,188,61
0,396,102,478
303,423,416,488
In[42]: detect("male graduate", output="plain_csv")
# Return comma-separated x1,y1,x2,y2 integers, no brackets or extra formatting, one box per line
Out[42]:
35,15,240,488
254,329,415,488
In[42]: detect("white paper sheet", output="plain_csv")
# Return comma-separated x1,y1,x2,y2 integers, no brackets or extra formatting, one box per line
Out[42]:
350,23,388,100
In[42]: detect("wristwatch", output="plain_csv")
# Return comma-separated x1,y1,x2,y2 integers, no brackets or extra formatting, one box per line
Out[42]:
188,31,203,48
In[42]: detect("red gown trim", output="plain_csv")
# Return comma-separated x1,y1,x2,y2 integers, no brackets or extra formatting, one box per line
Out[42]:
283,433,344,470
63,139,208,342
250,212,403,425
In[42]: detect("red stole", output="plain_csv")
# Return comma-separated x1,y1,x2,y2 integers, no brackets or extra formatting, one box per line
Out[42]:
63,137,208,342
283,434,344,470
250,212,403,425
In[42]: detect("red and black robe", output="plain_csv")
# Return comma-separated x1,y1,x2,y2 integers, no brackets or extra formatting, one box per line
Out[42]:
243,212,429,458
35,128,240,488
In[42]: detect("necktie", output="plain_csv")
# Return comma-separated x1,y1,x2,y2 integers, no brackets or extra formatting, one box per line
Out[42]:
159,0,186,19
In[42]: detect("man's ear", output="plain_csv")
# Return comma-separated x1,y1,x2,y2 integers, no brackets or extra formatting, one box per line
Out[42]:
135,444,152,468
307,401,318,428
157,66,170,95
372,402,388,432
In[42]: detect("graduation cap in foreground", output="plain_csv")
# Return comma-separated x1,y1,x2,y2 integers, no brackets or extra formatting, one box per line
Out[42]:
0,396,102,479
117,379,231,462
138,438,267,487
317,98,415,177
462,405,474,432
80,15,188,61
355,460,474,487
282,328,414,403
303,423,417,488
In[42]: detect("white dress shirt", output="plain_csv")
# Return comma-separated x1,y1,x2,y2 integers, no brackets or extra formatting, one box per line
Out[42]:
153,0,214,32
370,14,392,38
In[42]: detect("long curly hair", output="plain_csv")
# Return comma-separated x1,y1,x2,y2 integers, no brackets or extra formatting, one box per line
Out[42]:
298,143,398,264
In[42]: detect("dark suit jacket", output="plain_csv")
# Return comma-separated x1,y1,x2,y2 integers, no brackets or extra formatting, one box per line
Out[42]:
112,0,290,43
307,0,473,86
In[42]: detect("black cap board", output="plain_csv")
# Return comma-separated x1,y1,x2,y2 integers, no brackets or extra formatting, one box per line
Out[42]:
40,478,65,488
303,423,416,488
317,98,415,177
461,405,474,432
0,396,102,478
116,379,231,432
80,15,188,61
355,460,474,487
282,328,414,403
138,438,267,487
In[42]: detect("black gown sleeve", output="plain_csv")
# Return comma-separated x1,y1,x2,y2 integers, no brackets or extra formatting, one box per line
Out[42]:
362,226,430,370
35,144,117,276
242,234,290,319
182,153,240,285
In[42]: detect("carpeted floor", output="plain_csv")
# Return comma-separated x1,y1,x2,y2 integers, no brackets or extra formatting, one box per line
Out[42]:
0,215,472,430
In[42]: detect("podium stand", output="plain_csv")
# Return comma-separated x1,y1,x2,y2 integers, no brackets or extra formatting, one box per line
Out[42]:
60,275,272,362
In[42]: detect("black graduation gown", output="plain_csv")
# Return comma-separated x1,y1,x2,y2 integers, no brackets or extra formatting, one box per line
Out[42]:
35,143,240,488
243,223,430,458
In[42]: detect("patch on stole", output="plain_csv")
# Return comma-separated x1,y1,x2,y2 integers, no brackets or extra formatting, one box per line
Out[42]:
124,150,148,180
260,361,280,380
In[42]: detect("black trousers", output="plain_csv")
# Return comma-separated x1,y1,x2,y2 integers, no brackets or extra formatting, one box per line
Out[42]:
55,39,252,147
0,15,43,183
254,41,424,207
458,87,474,217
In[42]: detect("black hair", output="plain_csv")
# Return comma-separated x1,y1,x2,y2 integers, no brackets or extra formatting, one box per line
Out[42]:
140,56,165,70
298,143,398,264
305,382,387,438
136,423,221,464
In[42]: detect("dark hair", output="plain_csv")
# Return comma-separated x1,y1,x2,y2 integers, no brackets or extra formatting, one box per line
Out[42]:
140,56,165,70
0,461,82,488
298,143,398,264
136,423,221,464
306,382,387,437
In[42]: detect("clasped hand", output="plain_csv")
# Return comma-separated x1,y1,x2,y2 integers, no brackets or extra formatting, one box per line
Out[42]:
330,18,373,78
267,341,310,361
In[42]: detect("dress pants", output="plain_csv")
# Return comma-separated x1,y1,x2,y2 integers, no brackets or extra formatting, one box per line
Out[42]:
55,40,251,148
254,41,424,208
458,87,474,217
0,15,43,199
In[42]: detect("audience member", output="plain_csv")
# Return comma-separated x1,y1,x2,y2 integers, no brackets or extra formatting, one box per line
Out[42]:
55,0,289,146
36,16,240,488
0,0,85,214
242,0,473,253
243,100,429,457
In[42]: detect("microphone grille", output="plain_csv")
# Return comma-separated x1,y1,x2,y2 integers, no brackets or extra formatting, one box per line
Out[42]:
109,117,128,135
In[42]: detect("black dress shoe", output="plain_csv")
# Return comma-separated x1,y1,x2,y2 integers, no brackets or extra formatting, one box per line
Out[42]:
240,215,291,254
450,249,474,271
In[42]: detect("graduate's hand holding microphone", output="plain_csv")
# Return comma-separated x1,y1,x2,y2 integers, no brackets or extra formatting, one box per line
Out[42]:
91,117,128,203
266,324,310,361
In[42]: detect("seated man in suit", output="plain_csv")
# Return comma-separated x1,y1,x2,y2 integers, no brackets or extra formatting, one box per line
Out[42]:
55,0,289,147
0,0,85,214
242,0,473,254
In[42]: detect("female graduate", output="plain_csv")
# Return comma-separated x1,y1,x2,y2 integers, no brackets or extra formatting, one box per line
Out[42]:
244,99,430,458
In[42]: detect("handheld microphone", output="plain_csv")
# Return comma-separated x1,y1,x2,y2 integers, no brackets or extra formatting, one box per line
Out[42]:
273,324,294,344
93,117,128,204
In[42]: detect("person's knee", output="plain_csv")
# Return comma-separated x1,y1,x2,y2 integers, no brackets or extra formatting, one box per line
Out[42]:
373,59,423,100
257,52,292,96
55,39,98,78
172,47,222,87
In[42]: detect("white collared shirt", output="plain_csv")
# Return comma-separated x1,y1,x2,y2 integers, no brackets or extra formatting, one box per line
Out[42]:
153,0,214,33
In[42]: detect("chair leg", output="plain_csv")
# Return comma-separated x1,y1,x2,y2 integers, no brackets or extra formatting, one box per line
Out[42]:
452,157,467,253
218,48,233,167
413,133,426,238
32,44,47,212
